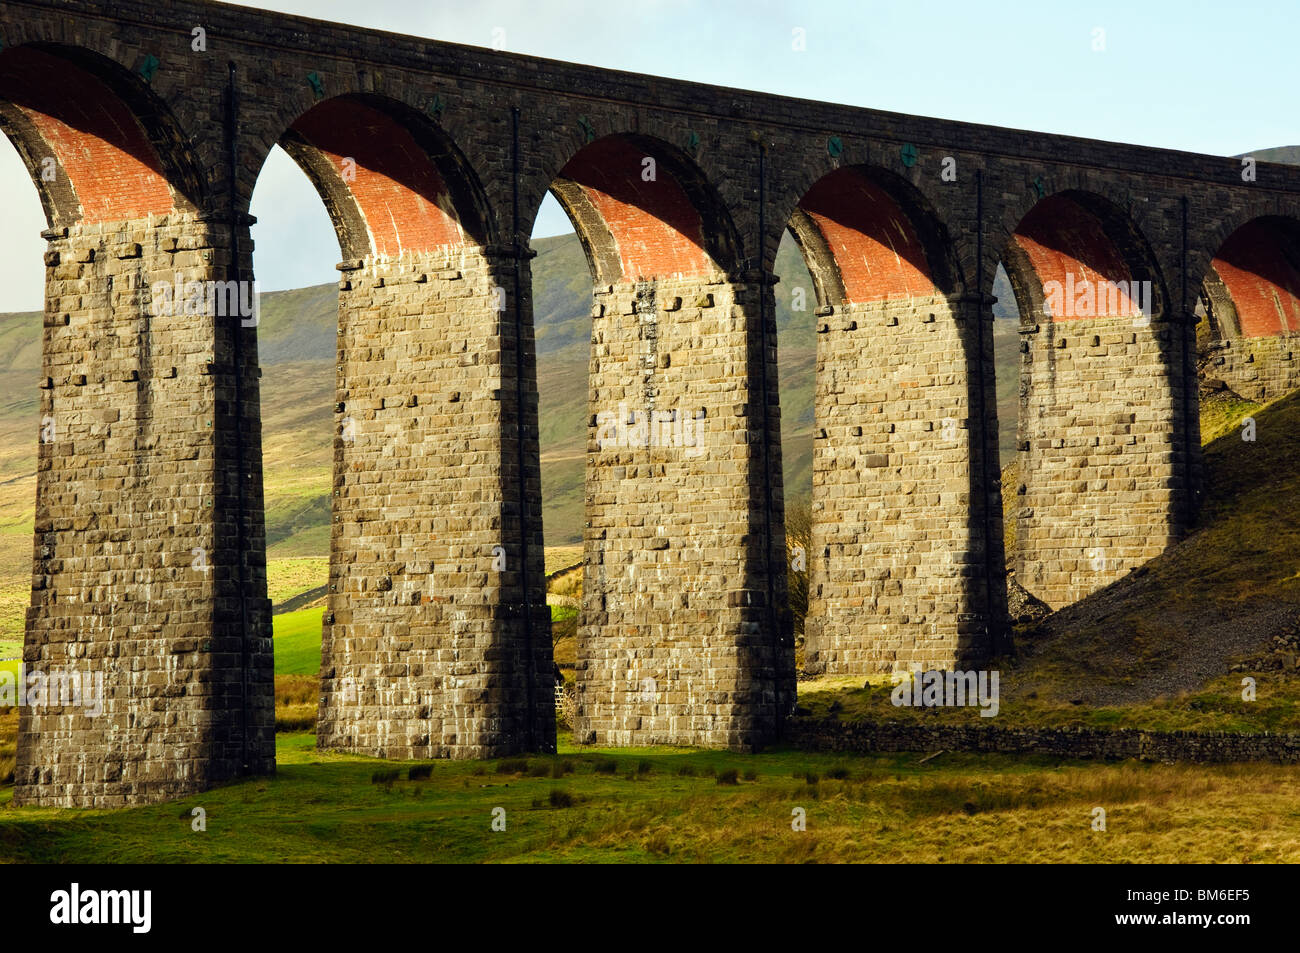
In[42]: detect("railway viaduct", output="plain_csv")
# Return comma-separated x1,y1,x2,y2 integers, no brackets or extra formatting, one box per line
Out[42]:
4,0,1300,806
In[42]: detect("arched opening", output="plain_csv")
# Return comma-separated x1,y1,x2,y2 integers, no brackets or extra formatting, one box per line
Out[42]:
999,190,1177,611
530,190,591,717
0,68,48,797
1198,217,1300,431
262,94,550,759
1002,193,1159,323
246,143,338,738
0,43,227,805
788,167,958,304
767,238,815,686
0,65,48,795
782,166,994,680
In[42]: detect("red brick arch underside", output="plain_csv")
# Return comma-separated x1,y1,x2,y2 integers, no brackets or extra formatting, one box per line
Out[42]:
0,45,175,223
1011,195,1139,321
796,168,936,303
288,99,471,258
556,137,714,281
1208,219,1300,338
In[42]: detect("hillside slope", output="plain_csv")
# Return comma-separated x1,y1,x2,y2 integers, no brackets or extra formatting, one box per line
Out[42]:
1241,145,1300,164
795,389,1300,734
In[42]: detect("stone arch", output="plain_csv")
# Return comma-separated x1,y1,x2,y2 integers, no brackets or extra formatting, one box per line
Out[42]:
0,42,204,227
1201,216,1300,340
522,106,745,251
272,93,495,261
234,64,503,227
258,93,553,761
534,130,785,750
543,132,742,285
786,164,964,308
1198,215,1300,402
6,43,274,807
761,137,966,284
1000,189,1167,324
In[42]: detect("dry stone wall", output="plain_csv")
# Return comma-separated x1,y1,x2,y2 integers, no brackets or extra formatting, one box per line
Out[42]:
1203,334,1300,403
790,718,1300,764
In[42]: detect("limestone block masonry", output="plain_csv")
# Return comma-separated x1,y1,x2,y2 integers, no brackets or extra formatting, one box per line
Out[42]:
318,249,554,758
1016,311,1195,609
575,275,793,749
804,293,1006,673
1204,334,1300,403
15,214,275,807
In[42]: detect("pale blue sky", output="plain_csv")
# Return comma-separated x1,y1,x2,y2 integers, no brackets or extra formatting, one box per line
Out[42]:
1,0,1297,308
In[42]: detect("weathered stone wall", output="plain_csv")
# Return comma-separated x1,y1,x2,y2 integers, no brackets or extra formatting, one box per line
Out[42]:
1015,311,1194,609
15,214,274,807
575,274,792,749
318,248,554,759
790,718,1300,764
804,293,1004,673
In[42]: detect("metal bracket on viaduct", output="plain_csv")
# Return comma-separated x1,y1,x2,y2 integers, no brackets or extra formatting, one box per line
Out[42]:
4,0,1299,806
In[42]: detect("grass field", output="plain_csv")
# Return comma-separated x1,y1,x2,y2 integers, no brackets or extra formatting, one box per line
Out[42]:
273,608,324,677
1,730,1298,862
267,558,329,608
0,646,18,680
0,711,11,787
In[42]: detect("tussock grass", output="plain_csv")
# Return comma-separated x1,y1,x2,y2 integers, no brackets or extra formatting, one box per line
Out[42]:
274,673,318,733
275,705,317,733
3,732,1299,862
275,674,316,708
795,669,1300,734
1198,392,1261,445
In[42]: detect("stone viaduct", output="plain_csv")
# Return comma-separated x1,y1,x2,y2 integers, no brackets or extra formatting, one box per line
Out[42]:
3,0,1299,807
